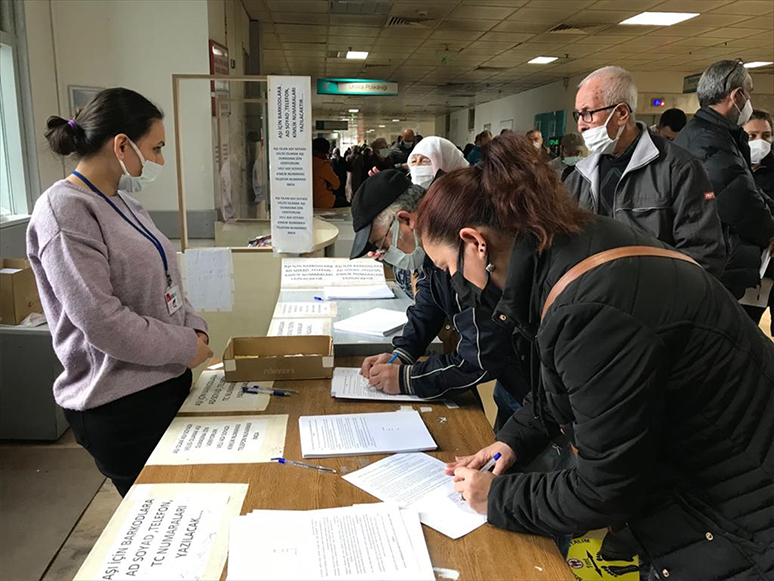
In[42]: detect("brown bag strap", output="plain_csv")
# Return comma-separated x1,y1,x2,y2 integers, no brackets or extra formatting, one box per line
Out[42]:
541,246,700,321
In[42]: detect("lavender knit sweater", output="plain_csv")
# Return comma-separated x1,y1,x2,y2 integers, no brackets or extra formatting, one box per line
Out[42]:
27,180,207,411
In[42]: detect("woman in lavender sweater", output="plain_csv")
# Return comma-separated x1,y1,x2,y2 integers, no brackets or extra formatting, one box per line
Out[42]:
27,88,213,496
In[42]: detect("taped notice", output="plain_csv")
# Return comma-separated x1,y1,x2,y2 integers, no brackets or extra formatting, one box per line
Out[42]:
280,258,386,289
146,415,288,465
74,482,248,581
178,370,272,413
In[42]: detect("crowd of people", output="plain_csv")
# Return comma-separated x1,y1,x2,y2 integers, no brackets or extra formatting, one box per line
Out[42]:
25,57,773,581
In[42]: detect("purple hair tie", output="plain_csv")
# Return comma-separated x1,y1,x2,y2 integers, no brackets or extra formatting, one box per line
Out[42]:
67,119,77,130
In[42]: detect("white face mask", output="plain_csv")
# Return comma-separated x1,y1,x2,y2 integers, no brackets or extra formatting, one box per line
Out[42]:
582,104,625,155
533,141,542,149
378,148,390,159
410,165,434,188
118,138,163,193
749,139,772,164
382,219,426,272
735,93,753,126
563,156,582,166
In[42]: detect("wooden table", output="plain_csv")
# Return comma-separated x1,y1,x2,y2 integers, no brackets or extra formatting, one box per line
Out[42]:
137,357,574,581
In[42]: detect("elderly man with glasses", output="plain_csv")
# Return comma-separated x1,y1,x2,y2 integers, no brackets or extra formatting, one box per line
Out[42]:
676,60,774,314
564,66,725,279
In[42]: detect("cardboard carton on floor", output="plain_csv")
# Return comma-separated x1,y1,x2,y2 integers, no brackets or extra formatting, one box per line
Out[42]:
223,336,334,382
0,259,41,325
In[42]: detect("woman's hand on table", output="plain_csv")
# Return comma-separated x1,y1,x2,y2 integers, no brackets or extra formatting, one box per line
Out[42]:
445,441,516,476
360,353,392,378
453,468,494,515
368,363,401,394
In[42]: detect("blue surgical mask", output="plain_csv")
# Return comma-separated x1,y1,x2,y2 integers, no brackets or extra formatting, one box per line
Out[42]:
382,219,426,271
563,156,582,166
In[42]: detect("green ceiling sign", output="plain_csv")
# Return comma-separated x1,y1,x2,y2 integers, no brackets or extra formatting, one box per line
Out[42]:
317,78,398,96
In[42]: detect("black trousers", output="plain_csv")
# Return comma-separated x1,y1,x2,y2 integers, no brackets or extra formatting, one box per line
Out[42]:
62,370,192,497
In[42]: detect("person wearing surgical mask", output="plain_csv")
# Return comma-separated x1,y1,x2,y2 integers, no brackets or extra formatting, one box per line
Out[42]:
349,170,530,430
676,60,774,316
388,128,418,170
408,136,469,189
548,132,587,181
566,66,724,280
28,88,212,497
367,137,393,173
526,129,550,160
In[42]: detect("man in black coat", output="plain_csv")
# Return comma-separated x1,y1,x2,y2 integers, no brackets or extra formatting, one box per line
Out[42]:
675,60,774,308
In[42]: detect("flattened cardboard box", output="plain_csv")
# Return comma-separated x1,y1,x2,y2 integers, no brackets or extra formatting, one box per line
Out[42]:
223,336,334,382
0,259,42,325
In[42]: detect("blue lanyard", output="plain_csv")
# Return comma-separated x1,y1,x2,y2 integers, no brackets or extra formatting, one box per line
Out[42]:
72,171,171,285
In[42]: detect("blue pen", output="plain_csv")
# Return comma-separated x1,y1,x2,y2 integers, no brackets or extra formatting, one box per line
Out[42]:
387,353,400,364
313,296,324,301
242,386,298,397
479,452,502,473
271,457,337,473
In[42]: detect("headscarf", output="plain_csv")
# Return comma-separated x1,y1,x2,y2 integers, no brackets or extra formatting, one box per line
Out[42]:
409,136,469,174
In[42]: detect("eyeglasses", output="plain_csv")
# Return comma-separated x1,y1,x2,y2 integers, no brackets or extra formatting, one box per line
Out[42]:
722,58,745,93
572,103,630,123
370,217,396,261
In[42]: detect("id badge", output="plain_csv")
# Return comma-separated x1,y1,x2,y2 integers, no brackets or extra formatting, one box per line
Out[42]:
165,284,183,315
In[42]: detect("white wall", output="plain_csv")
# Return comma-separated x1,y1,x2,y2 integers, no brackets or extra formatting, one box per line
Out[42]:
25,0,214,212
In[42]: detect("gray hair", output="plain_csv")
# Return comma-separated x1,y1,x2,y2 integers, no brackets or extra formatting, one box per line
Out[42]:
697,60,752,107
578,66,639,115
373,184,426,228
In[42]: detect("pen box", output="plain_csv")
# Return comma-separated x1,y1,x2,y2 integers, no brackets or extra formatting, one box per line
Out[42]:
223,336,334,381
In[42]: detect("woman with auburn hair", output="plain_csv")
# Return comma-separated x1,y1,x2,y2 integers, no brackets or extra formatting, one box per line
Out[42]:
417,132,773,580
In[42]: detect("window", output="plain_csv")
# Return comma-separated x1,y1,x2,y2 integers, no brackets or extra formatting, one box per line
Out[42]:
0,36,28,218
1,0,37,222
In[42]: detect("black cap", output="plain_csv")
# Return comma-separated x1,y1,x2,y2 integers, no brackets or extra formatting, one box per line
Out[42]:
349,170,412,259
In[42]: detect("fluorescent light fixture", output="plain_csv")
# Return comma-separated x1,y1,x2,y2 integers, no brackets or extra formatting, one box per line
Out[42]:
340,117,348,121
392,119,400,122
744,61,774,69
378,124,385,128
620,12,699,26
346,51,369,60
528,56,558,64
348,108,359,113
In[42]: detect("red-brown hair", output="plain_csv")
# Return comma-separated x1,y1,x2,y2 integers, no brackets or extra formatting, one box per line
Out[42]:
416,131,590,251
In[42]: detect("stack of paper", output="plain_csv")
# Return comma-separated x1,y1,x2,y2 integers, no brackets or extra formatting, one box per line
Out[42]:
298,411,437,458
179,370,272,413
333,308,408,336
227,503,434,581
343,453,487,540
331,367,428,402
323,284,394,300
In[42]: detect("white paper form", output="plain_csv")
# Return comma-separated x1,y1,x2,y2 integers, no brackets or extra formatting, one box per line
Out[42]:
268,318,331,337
227,504,434,581
273,301,337,318
184,248,234,312
75,483,248,581
333,308,407,336
343,453,487,540
298,411,437,458
323,284,394,300
179,371,272,414
146,415,288,465
281,258,387,289
0,268,22,274
331,368,430,403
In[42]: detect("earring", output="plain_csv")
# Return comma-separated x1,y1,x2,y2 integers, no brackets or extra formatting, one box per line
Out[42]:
486,263,496,273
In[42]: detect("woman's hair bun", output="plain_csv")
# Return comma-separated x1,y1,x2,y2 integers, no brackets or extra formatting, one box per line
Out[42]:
45,115,83,157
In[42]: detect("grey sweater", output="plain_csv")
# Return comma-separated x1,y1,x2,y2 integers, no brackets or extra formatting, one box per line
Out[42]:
27,180,207,411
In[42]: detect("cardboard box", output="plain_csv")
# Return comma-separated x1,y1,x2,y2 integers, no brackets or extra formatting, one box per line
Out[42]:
223,336,334,382
0,259,42,325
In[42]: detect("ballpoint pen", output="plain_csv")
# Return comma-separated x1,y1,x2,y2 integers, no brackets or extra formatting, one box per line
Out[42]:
271,457,337,474
386,353,400,364
479,452,502,473
242,386,298,397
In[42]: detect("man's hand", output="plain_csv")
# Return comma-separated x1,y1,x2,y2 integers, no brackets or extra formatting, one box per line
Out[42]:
189,335,214,368
445,441,516,476
360,353,392,378
369,363,401,394
453,467,495,515
368,166,381,178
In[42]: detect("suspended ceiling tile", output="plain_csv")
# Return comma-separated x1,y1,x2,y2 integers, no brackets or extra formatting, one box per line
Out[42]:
372,37,425,48
571,34,636,45
429,29,486,42
279,34,328,43
449,4,521,20
270,12,328,25
388,1,457,19
436,19,502,32
283,44,328,53
264,0,328,13
327,37,378,49
470,40,530,51
570,10,644,24
492,21,551,33
647,24,718,36
587,0,662,10
708,0,774,14
480,31,533,43
326,26,378,37
273,23,328,35
688,13,755,26
650,0,732,10
328,14,386,27
462,0,529,6
666,37,724,47
700,26,764,38
507,7,582,23
379,27,434,39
